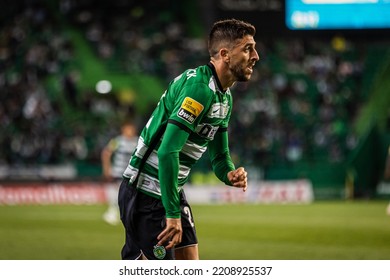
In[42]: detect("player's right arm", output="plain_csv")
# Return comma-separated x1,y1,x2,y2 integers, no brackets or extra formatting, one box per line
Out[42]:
157,123,190,219
157,123,190,249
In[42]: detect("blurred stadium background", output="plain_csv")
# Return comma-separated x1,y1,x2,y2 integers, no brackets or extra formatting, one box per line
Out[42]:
0,0,390,260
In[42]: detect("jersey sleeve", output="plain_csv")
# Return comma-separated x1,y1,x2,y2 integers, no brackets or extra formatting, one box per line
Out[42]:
157,123,190,218
167,83,213,132
208,129,235,185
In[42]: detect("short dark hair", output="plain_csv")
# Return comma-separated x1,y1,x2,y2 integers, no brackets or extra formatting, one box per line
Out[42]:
208,19,256,58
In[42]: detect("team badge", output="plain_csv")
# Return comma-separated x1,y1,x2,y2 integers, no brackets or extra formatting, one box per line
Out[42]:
153,245,166,259
177,97,204,124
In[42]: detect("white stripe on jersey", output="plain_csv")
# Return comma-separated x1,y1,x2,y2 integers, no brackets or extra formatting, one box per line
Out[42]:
178,164,191,180
134,137,159,169
181,140,207,160
135,137,205,169
125,166,182,197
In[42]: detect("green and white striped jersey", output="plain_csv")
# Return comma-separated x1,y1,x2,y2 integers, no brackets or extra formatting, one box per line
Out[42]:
123,63,233,198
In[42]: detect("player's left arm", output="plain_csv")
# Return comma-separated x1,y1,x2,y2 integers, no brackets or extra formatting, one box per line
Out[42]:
208,129,247,191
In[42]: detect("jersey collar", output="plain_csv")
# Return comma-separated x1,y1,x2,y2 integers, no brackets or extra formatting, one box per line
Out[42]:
207,62,226,93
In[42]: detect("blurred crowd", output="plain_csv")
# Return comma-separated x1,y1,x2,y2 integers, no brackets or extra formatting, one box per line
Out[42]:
0,1,76,165
63,0,206,81
0,0,381,176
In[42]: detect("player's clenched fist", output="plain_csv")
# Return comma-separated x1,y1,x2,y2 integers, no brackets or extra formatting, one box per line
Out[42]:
227,167,248,192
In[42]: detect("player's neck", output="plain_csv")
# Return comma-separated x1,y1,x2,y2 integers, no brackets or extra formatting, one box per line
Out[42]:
209,61,233,91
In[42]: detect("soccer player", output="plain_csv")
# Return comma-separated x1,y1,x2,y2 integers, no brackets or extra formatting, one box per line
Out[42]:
118,19,259,259
101,120,138,225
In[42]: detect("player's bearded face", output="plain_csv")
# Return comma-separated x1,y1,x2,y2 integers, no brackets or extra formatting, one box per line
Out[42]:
228,36,258,82
229,61,253,82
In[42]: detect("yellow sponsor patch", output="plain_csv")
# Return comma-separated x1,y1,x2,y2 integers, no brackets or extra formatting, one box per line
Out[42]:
177,97,204,124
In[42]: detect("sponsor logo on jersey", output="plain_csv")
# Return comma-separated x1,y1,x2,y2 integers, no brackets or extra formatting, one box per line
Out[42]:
207,101,229,119
195,123,219,140
186,69,197,80
153,245,166,259
177,97,204,124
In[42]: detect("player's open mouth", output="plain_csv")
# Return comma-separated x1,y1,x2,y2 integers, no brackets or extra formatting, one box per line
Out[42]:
247,64,255,73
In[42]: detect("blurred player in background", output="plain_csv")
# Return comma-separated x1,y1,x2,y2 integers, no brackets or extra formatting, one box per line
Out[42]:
101,120,138,225
118,18,258,260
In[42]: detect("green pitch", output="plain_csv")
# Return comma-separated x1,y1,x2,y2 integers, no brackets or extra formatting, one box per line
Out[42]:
0,201,389,260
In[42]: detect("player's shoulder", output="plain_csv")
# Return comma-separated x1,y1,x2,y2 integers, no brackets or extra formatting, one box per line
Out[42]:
180,64,212,85
169,65,215,103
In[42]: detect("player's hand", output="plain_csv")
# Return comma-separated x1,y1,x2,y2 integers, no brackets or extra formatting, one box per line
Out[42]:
227,167,248,192
157,218,182,250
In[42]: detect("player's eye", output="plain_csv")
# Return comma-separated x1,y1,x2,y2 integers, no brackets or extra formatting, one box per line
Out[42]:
245,45,255,52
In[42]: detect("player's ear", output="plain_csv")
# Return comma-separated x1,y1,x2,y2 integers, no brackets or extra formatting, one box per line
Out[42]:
220,48,230,63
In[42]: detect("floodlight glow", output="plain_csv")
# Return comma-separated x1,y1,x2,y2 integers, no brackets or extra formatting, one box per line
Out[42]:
95,80,112,94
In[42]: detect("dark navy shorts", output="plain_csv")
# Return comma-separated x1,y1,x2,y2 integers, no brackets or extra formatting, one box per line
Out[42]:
118,177,198,260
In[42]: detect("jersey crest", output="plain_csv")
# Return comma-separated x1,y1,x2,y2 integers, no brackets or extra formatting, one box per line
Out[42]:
153,245,166,259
